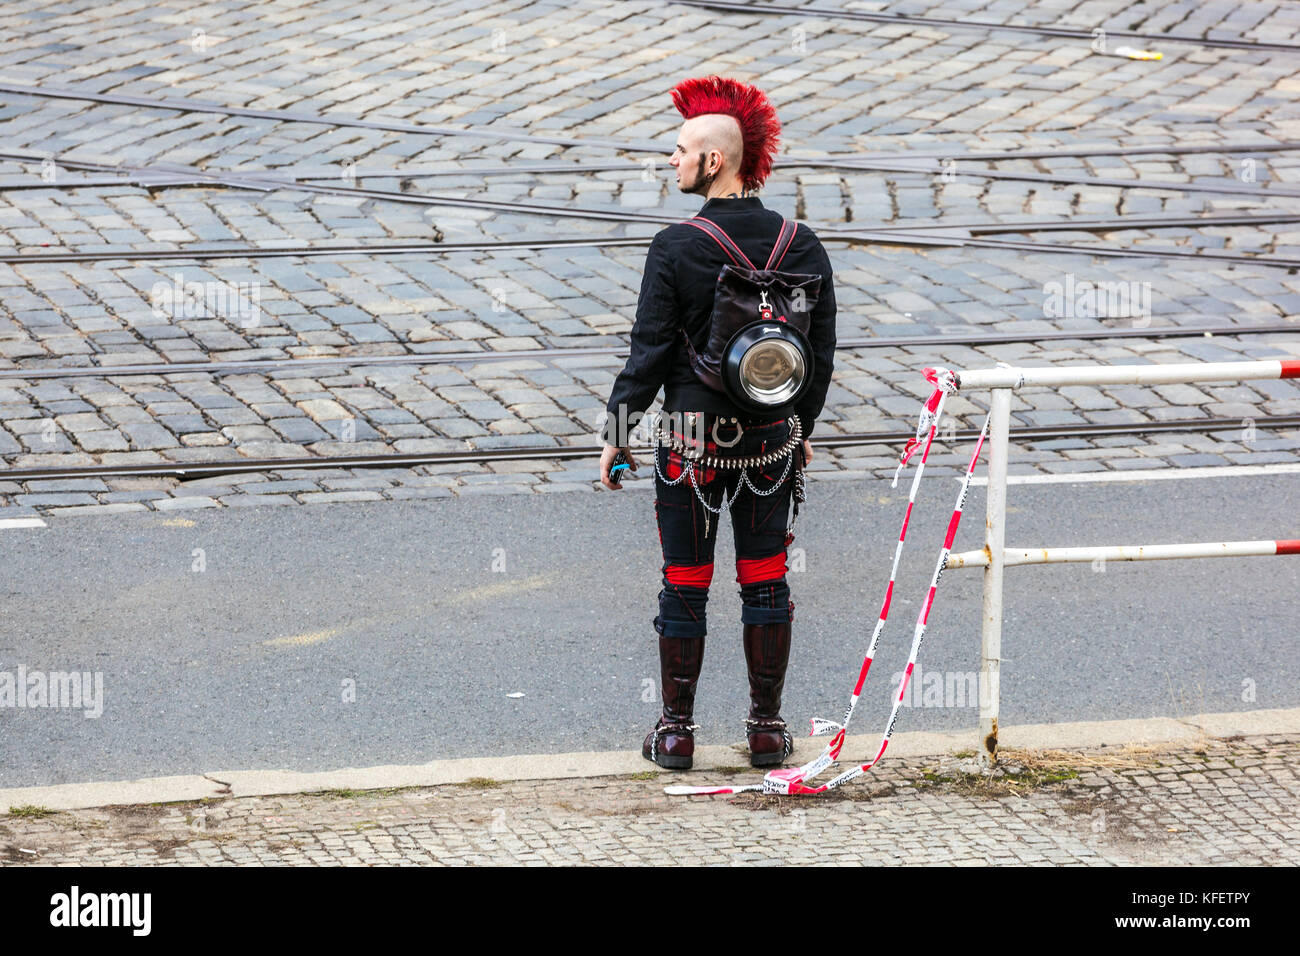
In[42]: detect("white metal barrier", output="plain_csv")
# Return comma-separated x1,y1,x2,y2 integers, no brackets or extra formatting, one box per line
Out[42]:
947,358,1300,761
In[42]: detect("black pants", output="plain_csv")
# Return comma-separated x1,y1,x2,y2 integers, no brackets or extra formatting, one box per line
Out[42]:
652,413,798,639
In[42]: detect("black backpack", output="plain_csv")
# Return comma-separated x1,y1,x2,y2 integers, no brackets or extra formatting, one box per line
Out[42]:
678,216,823,405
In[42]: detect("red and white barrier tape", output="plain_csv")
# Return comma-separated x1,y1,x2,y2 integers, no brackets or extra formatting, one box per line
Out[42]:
769,408,991,795
666,367,982,797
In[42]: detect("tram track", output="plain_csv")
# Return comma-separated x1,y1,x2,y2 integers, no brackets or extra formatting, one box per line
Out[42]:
9,147,1300,188
5,148,1299,239
4,145,1300,270
3,321,1296,381
668,0,1300,53
7,143,1300,206
0,201,1296,270
145,143,1300,180
3,412,1297,483
6,231,1294,268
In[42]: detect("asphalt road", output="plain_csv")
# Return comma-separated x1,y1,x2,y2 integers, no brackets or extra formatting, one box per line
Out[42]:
3,471,1297,788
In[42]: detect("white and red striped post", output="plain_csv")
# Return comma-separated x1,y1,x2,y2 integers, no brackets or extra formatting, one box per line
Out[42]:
953,358,1300,763
953,358,1300,391
946,540,1300,568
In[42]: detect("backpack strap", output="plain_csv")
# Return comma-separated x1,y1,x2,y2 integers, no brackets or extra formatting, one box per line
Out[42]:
683,217,757,270
685,216,798,272
764,218,798,271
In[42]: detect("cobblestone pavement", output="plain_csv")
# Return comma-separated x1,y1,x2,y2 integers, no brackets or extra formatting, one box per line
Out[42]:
3,734,1295,865
1,0,1299,517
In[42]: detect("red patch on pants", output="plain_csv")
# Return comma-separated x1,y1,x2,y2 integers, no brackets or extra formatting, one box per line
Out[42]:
665,563,715,587
736,553,789,584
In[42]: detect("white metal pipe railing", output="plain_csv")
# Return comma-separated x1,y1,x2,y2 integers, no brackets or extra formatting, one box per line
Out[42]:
947,540,1299,568
977,387,1010,761
949,358,1300,763
956,358,1298,391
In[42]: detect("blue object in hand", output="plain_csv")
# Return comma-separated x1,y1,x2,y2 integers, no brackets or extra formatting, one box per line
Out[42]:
610,451,631,483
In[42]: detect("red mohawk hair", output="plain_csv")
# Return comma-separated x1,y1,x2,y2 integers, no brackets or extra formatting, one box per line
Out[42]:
670,75,781,192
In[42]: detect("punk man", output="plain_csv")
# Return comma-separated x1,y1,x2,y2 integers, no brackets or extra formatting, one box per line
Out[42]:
599,75,837,770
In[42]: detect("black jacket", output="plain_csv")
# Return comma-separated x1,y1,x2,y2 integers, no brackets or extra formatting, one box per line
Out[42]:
603,195,836,443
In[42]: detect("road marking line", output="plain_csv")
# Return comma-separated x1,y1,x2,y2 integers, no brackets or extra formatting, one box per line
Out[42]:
260,572,564,649
966,462,1300,486
263,627,344,648
0,517,46,529
444,572,561,605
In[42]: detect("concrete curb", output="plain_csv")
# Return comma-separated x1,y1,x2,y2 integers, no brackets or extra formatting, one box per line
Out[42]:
4,706,1297,813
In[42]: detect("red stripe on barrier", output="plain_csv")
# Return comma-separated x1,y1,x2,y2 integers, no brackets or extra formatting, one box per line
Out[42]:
1277,539,1300,555
920,586,937,624
919,427,936,463
1281,360,1300,379
943,511,962,548
829,728,845,759
899,661,915,701
852,660,871,696
899,502,914,541
665,563,714,587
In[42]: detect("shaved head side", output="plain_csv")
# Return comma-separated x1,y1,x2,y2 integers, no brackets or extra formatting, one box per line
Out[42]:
674,113,747,197
687,113,744,176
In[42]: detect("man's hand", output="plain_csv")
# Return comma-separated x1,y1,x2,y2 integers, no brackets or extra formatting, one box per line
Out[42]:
601,444,637,490
801,439,813,468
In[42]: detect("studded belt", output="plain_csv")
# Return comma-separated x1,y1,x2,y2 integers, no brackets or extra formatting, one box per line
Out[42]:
654,414,802,470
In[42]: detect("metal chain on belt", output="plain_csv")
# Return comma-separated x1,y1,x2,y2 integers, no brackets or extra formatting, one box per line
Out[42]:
651,442,726,536
654,414,802,469
740,451,793,496
653,415,803,539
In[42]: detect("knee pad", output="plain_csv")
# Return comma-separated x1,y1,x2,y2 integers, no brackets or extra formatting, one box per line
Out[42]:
654,593,709,637
657,562,713,638
739,581,792,624
736,553,792,624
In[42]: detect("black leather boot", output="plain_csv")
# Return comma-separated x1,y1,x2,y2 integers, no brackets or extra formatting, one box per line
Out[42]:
743,620,794,767
643,635,705,769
